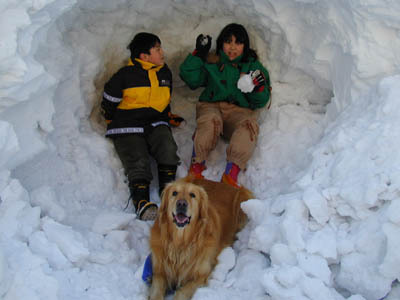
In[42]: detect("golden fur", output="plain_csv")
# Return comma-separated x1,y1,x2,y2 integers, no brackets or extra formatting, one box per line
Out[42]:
148,177,253,300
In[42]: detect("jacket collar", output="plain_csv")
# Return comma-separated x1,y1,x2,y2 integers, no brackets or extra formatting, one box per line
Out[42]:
219,51,243,64
128,58,163,71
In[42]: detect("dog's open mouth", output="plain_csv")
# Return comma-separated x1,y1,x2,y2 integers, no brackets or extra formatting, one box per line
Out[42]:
172,212,191,227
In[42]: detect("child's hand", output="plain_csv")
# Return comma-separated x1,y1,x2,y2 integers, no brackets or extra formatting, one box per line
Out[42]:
237,70,266,93
168,112,185,127
194,34,212,60
250,70,266,92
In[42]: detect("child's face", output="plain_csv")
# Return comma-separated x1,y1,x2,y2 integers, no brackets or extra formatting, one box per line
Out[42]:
223,35,244,61
144,42,164,66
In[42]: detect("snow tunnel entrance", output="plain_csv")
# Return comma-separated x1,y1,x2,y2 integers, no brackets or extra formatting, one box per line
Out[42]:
12,0,336,201
38,1,334,200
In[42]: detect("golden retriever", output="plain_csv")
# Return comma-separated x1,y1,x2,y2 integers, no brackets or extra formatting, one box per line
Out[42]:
148,177,253,300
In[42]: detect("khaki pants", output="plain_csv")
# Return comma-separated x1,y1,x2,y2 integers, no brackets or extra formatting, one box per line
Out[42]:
193,102,260,170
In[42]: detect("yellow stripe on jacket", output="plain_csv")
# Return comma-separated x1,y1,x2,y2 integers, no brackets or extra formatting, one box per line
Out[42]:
117,58,170,112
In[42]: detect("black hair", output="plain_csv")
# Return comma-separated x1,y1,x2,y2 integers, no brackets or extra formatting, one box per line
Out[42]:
127,32,161,59
216,23,257,62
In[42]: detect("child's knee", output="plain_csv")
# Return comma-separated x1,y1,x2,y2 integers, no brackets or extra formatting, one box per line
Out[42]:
197,115,223,138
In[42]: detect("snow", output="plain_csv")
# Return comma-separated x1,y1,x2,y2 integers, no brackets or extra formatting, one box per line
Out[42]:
1,0,400,299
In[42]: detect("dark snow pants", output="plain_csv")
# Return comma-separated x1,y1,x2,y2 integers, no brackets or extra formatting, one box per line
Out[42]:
113,125,179,184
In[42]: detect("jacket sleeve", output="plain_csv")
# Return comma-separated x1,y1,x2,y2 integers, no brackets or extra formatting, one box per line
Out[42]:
245,61,271,110
179,53,208,89
101,70,123,121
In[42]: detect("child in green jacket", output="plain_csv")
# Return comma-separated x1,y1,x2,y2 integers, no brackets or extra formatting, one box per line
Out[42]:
179,23,271,188
102,32,180,220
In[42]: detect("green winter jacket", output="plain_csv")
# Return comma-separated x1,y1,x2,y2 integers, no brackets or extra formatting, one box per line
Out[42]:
179,51,271,109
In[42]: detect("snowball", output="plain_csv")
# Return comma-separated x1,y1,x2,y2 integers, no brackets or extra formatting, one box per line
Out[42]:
237,74,255,93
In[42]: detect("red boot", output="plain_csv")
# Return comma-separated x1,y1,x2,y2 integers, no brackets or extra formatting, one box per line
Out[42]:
188,144,206,179
188,162,206,179
221,162,240,188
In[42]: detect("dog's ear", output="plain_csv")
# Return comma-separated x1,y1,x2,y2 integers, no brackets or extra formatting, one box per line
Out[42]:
197,185,209,220
159,182,173,215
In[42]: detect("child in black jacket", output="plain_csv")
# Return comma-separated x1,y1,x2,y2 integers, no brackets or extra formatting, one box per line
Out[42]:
101,32,180,221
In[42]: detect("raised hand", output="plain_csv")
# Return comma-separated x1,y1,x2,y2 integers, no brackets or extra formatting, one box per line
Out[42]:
194,34,212,60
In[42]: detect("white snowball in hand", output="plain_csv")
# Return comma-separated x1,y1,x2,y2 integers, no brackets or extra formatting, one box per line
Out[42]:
237,74,255,93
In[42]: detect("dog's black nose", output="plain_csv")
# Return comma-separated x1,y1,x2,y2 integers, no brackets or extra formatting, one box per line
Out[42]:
176,199,187,213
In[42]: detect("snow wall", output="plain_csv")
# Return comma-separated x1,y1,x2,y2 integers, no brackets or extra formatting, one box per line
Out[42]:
1,0,400,299
3,0,400,167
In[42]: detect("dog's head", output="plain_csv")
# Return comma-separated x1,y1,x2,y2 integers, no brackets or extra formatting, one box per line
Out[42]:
159,179,209,229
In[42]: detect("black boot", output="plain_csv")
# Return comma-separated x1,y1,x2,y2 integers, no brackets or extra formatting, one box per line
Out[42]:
158,164,177,196
129,181,158,221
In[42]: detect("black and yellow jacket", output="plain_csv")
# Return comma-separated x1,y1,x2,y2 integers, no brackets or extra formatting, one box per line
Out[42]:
101,58,172,137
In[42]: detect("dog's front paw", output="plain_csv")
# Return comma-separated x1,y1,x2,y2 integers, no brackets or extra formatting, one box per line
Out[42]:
174,289,193,300
173,293,187,300
148,275,167,300
148,291,164,300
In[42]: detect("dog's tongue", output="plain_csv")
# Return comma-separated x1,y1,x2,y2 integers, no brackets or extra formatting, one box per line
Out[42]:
175,213,189,224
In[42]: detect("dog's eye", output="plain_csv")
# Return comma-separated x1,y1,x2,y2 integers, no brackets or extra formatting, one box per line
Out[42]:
189,192,196,198
172,191,178,196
